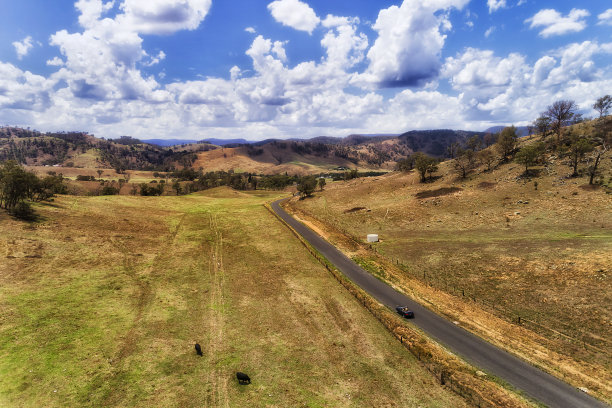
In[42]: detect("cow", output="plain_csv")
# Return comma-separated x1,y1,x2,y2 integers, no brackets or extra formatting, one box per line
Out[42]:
236,372,251,384
194,343,203,356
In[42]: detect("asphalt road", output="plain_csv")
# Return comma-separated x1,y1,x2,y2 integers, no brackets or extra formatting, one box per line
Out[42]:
271,198,609,408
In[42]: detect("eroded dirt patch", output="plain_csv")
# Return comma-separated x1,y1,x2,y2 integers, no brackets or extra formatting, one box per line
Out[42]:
415,187,462,199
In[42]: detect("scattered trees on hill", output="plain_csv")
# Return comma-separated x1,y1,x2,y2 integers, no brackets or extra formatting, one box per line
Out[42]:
413,152,438,183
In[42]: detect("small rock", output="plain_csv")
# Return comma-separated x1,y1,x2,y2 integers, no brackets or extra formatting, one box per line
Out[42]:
476,371,487,377
514,212,520,215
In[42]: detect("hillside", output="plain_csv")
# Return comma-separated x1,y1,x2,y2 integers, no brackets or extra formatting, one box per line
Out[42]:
287,118,612,402
0,128,216,171
1,126,487,175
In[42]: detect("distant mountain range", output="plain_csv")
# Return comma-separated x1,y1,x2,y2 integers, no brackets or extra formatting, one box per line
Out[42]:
142,129,529,147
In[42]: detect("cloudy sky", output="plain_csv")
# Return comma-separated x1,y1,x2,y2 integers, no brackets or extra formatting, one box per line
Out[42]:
1,0,611,140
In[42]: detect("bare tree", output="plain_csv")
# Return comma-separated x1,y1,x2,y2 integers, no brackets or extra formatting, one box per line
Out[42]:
587,144,608,185
545,100,577,143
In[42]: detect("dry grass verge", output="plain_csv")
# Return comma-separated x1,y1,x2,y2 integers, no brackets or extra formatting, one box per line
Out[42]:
268,201,536,408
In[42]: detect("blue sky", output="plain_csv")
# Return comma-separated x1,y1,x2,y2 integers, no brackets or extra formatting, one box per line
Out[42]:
1,0,610,140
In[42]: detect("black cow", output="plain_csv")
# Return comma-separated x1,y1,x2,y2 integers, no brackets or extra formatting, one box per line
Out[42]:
194,343,203,356
236,372,251,384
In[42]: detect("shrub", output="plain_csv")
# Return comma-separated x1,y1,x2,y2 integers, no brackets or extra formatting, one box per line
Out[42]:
101,186,119,195
10,201,36,221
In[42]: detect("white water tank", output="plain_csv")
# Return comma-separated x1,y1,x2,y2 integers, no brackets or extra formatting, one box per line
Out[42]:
367,234,379,243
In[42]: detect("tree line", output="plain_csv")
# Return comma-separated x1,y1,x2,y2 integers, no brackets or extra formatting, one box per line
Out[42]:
397,95,610,185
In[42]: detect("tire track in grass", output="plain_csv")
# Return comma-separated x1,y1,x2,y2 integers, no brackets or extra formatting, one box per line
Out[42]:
205,215,228,408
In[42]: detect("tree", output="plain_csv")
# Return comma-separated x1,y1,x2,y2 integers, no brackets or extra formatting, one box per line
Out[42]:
0,161,30,210
396,155,415,172
587,144,608,184
483,133,496,147
172,181,182,195
96,169,103,180
533,115,551,138
568,137,593,177
478,148,496,171
515,143,544,174
397,155,415,171
453,149,476,179
446,142,460,158
413,152,438,183
297,176,317,198
0,161,63,218
545,100,577,143
465,135,482,151
318,177,326,191
496,126,518,161
593,95,611,118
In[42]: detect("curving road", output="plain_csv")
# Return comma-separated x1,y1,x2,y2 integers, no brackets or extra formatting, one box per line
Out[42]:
271,198,608,408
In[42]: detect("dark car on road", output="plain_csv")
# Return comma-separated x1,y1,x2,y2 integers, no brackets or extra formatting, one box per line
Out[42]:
396,306,414,319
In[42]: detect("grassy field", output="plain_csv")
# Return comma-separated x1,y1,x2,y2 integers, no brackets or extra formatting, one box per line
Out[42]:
0,188,467,407
289,156,612,400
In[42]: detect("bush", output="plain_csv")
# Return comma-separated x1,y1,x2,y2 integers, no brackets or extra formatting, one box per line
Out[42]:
101,186,119,195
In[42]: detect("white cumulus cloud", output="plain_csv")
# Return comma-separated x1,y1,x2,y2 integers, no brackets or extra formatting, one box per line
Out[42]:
487,0,506,13
598,9,612,26
118,0,212,35
442,41,612,123
526,8,590,38
12,36,34,60
359,0,469,88
267,0,320,34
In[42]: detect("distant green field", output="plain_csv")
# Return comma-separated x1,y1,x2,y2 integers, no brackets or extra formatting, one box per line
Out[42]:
0,188,466,407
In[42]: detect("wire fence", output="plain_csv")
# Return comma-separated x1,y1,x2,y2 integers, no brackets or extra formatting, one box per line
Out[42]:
332,224,611,356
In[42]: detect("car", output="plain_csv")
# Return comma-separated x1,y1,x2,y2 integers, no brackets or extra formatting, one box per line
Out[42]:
396,306,414,319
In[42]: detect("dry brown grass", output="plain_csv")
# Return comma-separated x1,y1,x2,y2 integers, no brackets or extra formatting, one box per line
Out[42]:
289,149,612,403
0,188,467,407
